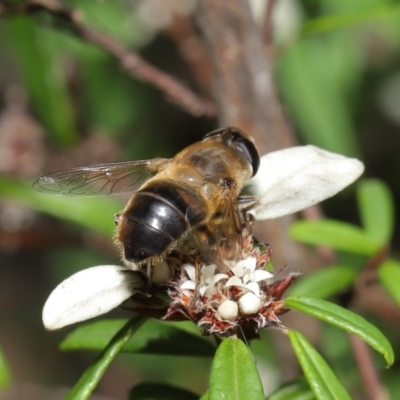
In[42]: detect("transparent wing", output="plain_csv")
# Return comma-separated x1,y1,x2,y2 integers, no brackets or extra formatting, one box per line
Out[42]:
33,158,171,196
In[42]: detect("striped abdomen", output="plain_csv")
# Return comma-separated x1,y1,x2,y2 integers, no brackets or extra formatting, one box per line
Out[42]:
116,180,207,264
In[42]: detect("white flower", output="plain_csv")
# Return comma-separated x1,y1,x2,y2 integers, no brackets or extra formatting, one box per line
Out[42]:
246,145,364,220
226,256,273,297
180,264,228,296
42,144,364,330
42,265,145,330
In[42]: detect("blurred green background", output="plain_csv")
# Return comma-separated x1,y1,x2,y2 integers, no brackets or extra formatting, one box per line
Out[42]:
0,0,400,399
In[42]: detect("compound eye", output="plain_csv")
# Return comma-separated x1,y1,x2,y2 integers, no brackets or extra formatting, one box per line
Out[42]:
204,127,260,177
234,138,260,177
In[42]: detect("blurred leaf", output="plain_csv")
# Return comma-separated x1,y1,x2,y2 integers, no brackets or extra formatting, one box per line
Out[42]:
80,58,141,133
290,219,381,256
0,177,121,236
128,382,198,400
266,378,315,400
284,297,394,365
288,330,351,400
6,17,77,146
0,346,12,389
65,316,147,400
288,265,357,299
208,338,264,400
378,259,400,308
67,0,149,47
357,179,395,245
302,4,400,36
61,319,216,357
199,392,209,400
277,35,361,157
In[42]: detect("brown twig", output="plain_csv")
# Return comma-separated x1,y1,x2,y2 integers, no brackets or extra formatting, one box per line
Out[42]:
349,335,389,400
0,0,216,118
262,0,277,44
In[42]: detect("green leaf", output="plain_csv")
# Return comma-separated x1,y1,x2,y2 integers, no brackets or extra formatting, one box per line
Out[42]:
209,338,264,400
288,330,351,400
302,4,400,36
378,259,400,308
6,17,77,146
65,316,147,400
284,297,394,365
68,0,146,46
288,265,357,299
61,319,216,357
277,36,360,157
290,220,381,256
0,346,12,389
357,179,395,245
129,382,198,400
266,378,315,400
0,177,121,237
199,392,209,400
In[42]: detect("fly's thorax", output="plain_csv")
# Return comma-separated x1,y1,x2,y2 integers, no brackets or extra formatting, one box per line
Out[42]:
167,141,253,191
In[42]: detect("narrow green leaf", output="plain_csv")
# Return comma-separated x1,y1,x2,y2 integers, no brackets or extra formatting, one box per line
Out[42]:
61,319,216,357
0,346,12,389
288,330,351,400
0,177,121,237
290,220,381,256
209,338,264,400
378,259,400,308
129,382,198,400
357,179,395,245
288,265,357,299
302,4,400,36
284,297,394,365
65,315,147,400
266,378,315,400
6,17,77,146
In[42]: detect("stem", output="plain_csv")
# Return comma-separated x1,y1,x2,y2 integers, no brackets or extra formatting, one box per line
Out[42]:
0,0,216,118
65,315,148,400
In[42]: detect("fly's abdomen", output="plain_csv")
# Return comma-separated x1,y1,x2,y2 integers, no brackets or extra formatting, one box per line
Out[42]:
116,180,207,263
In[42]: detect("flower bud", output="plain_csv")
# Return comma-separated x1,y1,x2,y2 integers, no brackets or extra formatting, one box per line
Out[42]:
238,292,261,315
218,300,239,321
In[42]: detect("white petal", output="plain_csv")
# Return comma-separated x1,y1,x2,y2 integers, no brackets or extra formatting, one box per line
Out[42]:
225,276,245,287
231,257,257,276
201,274,228,296
246,282,261,296
182,264,196,281
218,300,239,321
43,265,143,330
230,263,245,278
253,269,273,282
181,279,196,290
209,273,229,286
200,285,210,296
238,292,261,315
202,264,217,283
245,145,364,220
243,256,257,271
